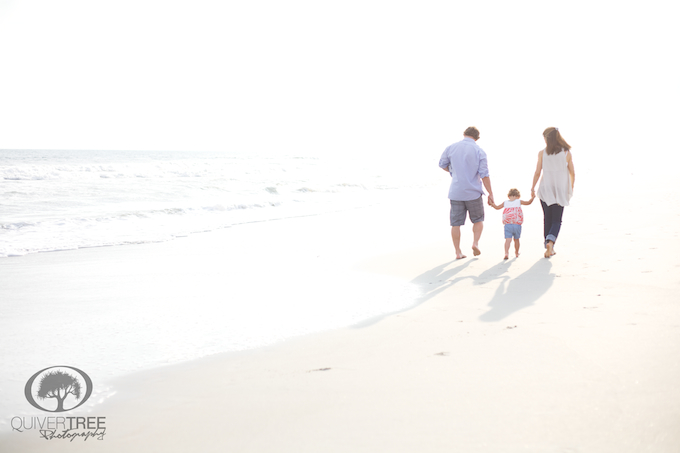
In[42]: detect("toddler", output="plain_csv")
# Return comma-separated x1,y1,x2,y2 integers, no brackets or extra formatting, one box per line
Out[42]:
490,188,535,259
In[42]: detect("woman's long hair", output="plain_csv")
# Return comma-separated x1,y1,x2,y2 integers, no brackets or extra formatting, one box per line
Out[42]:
543,127,571,155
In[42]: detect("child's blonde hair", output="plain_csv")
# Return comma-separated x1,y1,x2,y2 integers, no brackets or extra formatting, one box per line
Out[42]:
508,188,520,198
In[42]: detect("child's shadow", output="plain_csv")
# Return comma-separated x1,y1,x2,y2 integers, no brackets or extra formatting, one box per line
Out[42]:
479,259,555,322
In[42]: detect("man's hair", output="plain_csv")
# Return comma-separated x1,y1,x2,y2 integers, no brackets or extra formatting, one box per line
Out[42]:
463,127,480,140
508,188,520,198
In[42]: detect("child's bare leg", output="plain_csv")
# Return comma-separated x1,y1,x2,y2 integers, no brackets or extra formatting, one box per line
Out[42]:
504,238,511,259
514,238,520,257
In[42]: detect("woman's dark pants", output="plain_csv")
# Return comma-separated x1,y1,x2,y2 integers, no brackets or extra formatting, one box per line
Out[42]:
541,200,564,245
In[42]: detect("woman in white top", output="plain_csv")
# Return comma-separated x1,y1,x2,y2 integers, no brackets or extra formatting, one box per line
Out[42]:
530,127,575,258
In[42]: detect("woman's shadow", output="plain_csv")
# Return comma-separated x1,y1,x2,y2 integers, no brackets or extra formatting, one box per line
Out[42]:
478,259,555,322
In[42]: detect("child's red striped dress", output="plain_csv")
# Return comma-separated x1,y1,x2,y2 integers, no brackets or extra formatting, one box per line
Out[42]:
502,200,524,225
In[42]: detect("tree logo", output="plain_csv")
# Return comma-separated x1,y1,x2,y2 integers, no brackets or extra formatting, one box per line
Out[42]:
24,366,93,412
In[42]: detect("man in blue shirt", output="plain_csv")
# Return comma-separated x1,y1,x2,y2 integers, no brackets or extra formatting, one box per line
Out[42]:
439,126,495,259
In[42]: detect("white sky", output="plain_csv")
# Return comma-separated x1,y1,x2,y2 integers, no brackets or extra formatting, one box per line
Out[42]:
0,0,678,163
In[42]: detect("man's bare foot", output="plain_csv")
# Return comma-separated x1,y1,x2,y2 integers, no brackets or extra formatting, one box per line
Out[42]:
472,245,481,256
515,252,520,257
544,242,554,258
456,254,467,260
503,255,509,260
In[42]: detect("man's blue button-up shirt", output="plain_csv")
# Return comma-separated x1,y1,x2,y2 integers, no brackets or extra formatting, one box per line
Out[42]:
439,137,489,201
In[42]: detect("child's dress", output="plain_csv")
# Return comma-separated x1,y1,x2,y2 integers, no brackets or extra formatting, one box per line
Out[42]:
502,200,523,225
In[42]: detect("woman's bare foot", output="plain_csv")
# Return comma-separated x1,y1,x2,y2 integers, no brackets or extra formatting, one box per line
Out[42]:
544,241,554,258
472,245,481,256
503,254,509,260
456,254,467,260
515,252,520,258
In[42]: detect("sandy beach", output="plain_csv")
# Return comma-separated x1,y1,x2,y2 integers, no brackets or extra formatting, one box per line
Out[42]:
2,0,680,450
2,173,680,453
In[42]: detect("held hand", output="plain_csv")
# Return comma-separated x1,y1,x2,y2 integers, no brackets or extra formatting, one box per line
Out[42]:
487,194,494,206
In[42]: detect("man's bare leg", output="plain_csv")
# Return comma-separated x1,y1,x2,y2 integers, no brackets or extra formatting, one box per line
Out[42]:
472,221,483,256
514,238,520,257
451,226,466,259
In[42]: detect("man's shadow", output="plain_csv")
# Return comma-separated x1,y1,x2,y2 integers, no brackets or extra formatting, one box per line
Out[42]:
352,258,475,328
411,258,475,302
478,259,555,322
413,258,515,304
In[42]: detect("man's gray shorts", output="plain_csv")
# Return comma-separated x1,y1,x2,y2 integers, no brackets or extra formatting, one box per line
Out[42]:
450,196,485,226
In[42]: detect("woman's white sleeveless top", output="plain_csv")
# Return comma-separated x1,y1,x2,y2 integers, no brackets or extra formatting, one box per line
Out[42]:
537,149,572,207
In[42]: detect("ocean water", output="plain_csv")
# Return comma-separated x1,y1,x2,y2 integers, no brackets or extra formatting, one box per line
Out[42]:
0,149,434,257
0,149,438,419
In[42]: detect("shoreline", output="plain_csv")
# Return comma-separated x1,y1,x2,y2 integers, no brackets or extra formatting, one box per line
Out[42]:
0,188,445,418
2,181,680,452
